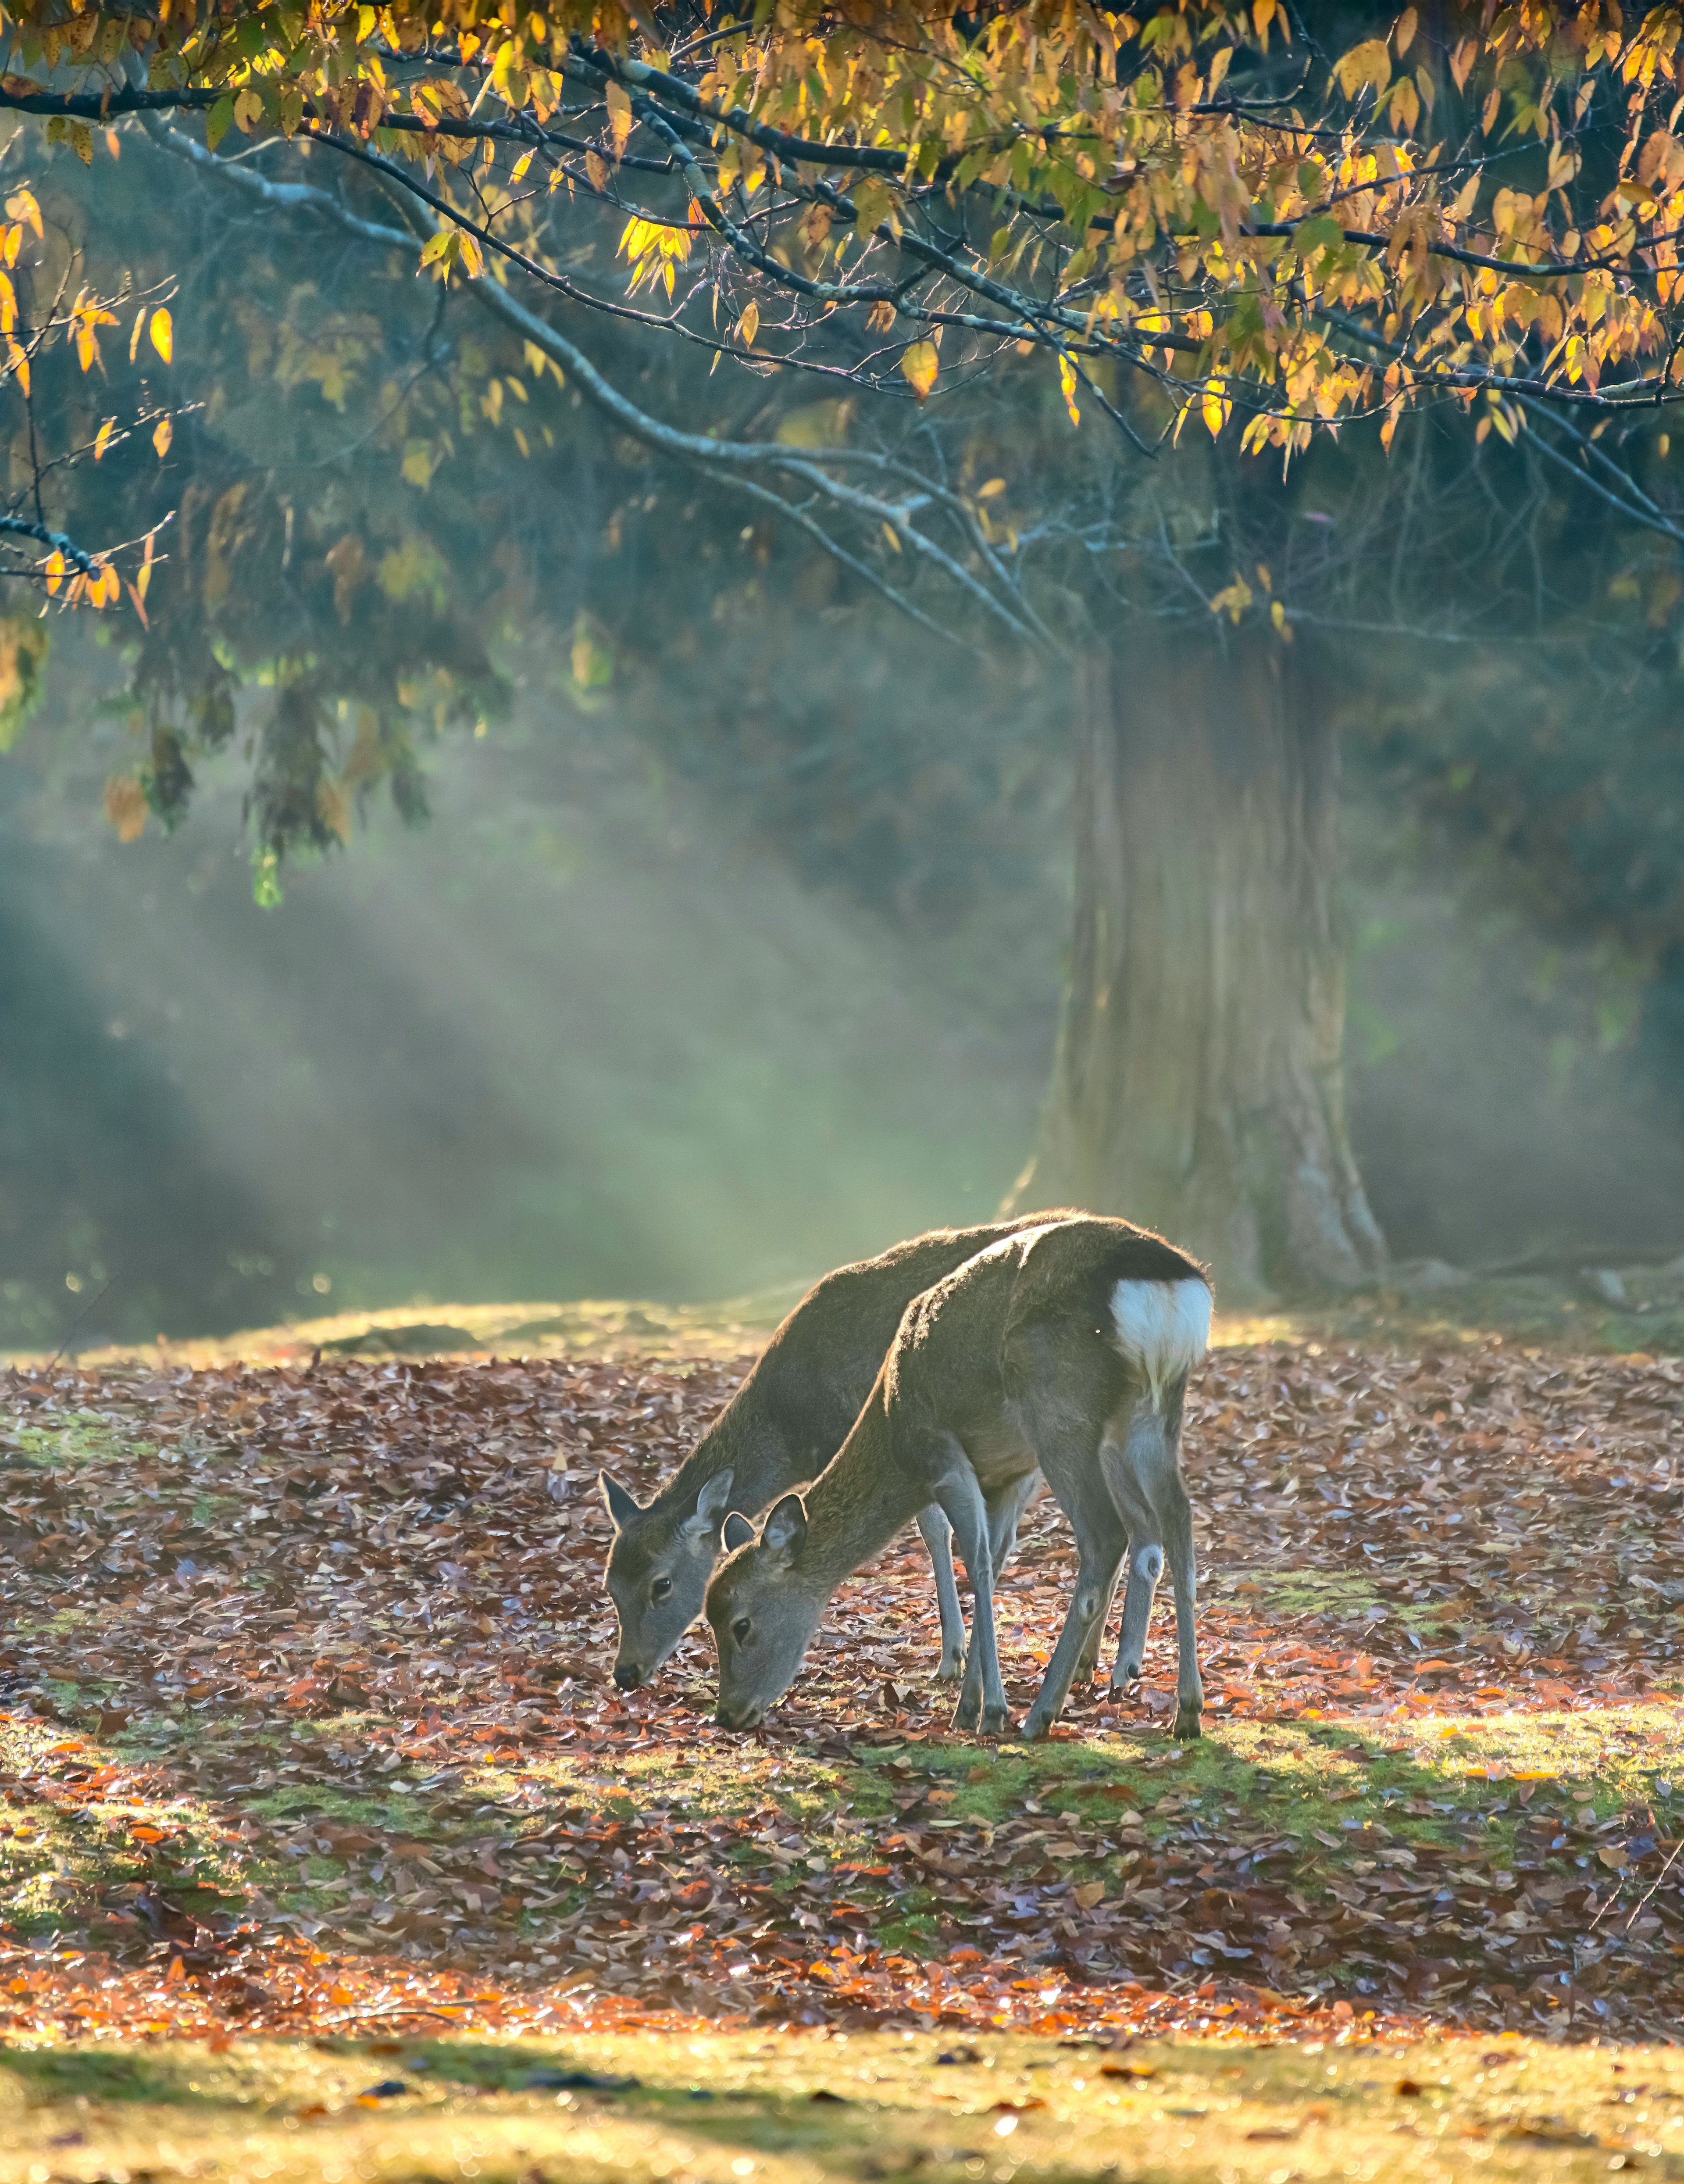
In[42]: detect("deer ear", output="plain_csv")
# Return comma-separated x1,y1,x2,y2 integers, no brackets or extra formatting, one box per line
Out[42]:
599,1471,642,1531
682,1469,735,1544
721,1510,756,1553
760,1493,807,1566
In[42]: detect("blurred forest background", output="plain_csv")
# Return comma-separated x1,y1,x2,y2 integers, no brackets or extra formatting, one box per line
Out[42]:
4,114,1684,1352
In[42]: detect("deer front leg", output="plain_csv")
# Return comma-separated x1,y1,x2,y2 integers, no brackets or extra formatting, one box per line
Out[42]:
1073,1569,1120,1684
986,1469,1041,1583
935,1466,1008,1736
915,1503,967,1681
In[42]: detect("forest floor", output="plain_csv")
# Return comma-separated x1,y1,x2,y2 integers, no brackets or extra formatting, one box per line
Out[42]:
0,1294,1680,2180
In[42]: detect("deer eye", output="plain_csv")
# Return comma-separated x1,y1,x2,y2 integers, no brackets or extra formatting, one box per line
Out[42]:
651,1576,673,1603
732,1616,752,1646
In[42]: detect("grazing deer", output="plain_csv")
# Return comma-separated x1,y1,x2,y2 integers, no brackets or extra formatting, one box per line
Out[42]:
599,1216,1069,1691
706,1215,1210,1741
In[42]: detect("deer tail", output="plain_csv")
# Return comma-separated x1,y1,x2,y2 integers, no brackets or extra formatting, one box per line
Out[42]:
1106,1276,1211,1410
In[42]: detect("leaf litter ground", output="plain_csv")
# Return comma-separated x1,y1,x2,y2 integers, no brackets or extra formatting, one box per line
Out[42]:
0,1327,1680,2170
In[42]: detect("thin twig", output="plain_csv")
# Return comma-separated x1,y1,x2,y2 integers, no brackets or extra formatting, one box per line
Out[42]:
46,1272,121,1372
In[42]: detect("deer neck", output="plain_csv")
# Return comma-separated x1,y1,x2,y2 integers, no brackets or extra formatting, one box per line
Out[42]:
654,1397,787,1520
800,1388,923,1595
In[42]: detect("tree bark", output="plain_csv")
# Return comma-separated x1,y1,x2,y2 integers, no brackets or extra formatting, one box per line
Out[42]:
1009,636,1385,1298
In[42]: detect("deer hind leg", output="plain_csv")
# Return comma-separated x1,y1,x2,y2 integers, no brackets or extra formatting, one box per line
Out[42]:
1158,1464,1202,1739
1100,1407,1202,1739
1020,1459,1127,1742
915,1503,968,1682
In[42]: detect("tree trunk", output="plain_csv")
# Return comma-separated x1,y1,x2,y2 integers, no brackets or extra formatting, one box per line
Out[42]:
1008,636,1385,1298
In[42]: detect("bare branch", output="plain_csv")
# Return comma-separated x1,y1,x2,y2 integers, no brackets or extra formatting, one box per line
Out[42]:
0,514,100,578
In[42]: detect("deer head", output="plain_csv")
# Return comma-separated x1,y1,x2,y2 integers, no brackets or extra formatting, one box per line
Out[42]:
705,1494,821,1729
599,1467,737,1689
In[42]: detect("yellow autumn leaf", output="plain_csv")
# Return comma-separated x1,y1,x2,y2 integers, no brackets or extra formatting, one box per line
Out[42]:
571,611,613,688
5,190,40,239
43,549,64,597
153,416,173,458
853,177,892,234
605,79,632,157
1058,352,1080,426
901,340,938,400
618,214,660,260
1334,39,1391,101
93,417,116,461
150,307,172,364
316,776,353,844
1202,377,1232,436
103,775,147,842
737,299,760,347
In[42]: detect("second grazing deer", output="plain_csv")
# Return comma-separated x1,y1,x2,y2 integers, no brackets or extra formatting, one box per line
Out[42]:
598,1216,1067,1690
706,1215,1210,1741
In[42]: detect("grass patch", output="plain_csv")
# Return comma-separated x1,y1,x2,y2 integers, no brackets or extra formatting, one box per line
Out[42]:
0,2028,1679,2183
15,1688,1677,1986
0,1719,260,1946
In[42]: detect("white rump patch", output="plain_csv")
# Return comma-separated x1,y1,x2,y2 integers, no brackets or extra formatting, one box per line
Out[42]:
1109,1277,1211,1407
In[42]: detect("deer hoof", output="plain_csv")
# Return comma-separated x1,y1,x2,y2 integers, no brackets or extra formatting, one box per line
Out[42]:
951,1690,982,1732
1109,1665,1143,1698
1018,1709,1052,1742
1170,1702,1203,1741
935,1646,967,1683
981,1704,1009,1736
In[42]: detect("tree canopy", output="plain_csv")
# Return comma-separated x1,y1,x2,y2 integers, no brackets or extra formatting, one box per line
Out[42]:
5,0,1684,872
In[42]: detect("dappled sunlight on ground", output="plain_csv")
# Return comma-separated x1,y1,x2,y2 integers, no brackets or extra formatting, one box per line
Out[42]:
0,1337,1677,2050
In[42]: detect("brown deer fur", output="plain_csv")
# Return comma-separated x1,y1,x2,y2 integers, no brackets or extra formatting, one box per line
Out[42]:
599,1216,1071,1689
706,1215,1210,1741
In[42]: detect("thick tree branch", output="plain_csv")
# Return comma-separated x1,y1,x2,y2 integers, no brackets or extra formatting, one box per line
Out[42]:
138,108,1047,649
0,515,99,577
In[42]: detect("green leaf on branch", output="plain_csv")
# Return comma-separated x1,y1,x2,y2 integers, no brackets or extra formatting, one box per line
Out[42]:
252,849,284,909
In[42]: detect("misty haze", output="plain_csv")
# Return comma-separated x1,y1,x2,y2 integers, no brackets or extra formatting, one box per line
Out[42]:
1,0,1683,2133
